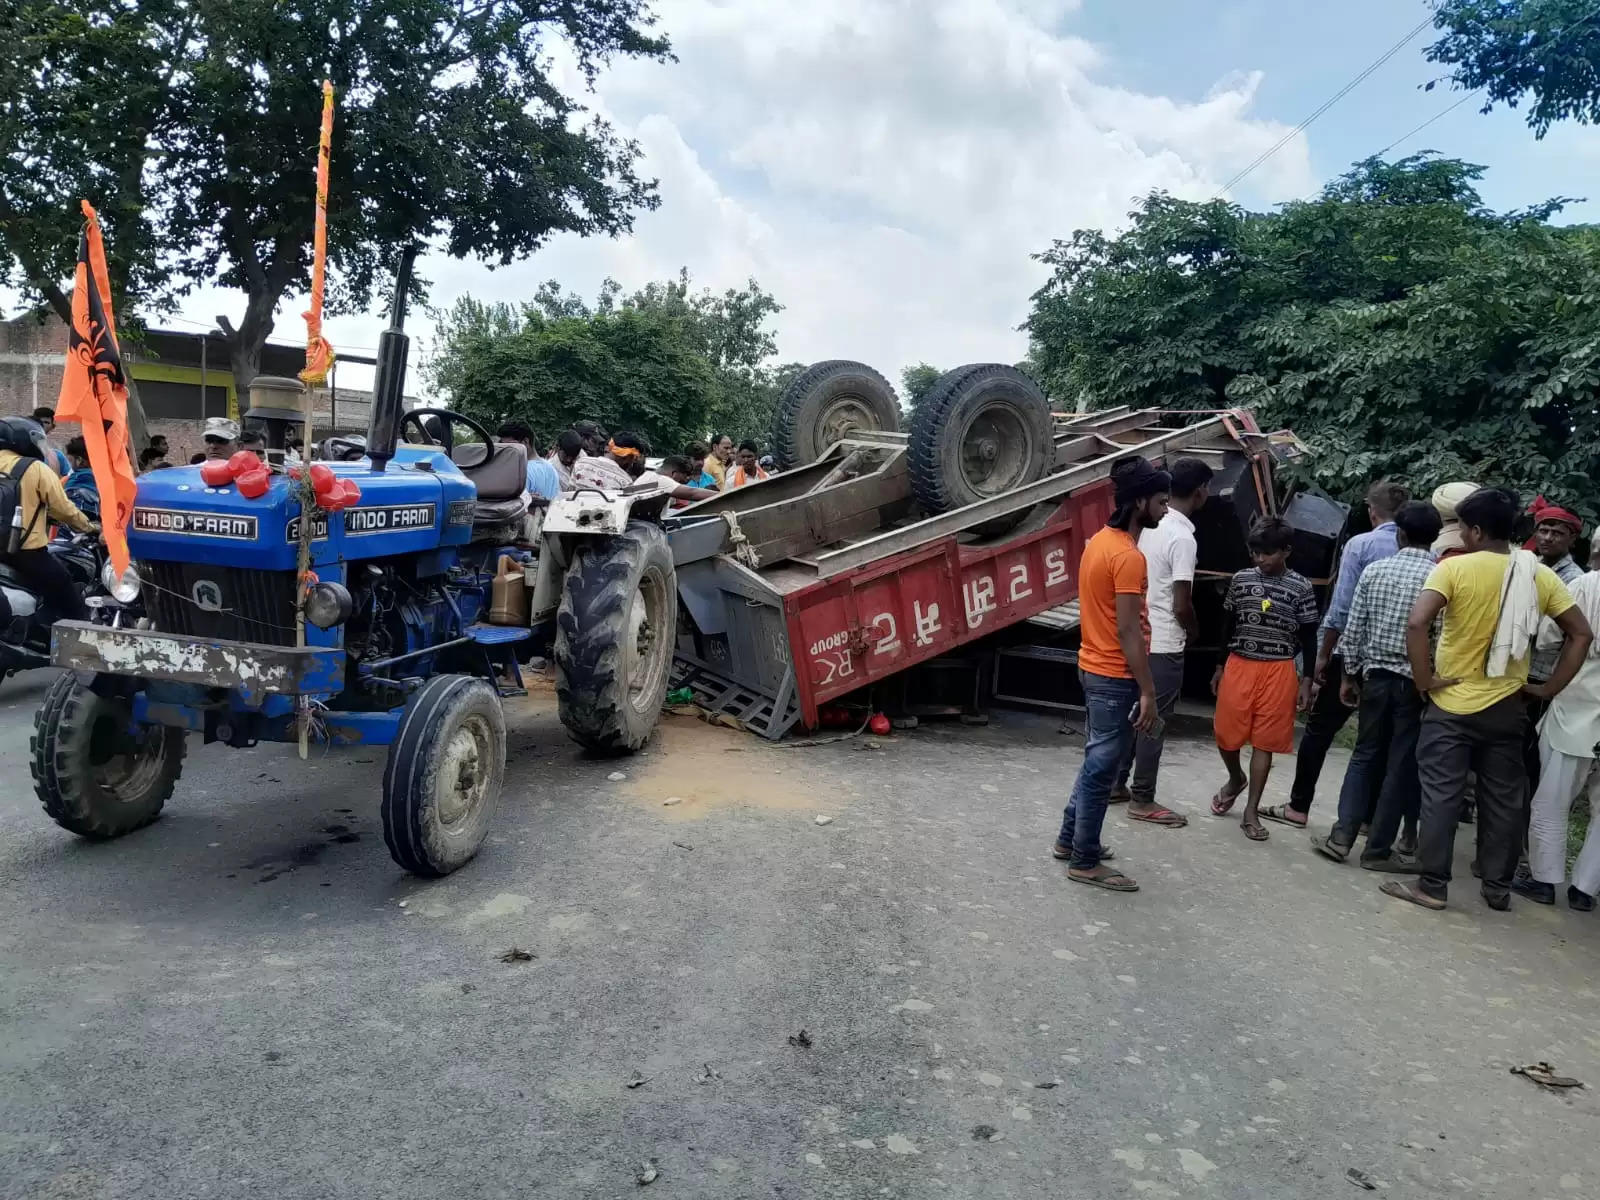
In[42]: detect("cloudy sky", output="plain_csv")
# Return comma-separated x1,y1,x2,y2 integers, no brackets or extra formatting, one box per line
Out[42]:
125,0,1600,396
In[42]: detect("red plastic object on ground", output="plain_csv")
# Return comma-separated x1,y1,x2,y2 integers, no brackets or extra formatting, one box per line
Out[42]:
234,468,270,499
868,713,891,736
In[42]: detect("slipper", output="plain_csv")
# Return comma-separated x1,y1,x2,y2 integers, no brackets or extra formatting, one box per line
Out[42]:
1310,834,1349,863
1068,867,1140,892
1379,880,1445,910
1242,821,1269,842
1051,842,1116,862
1128,806,1187,827
1260,804,1307,828
1210,785,1244,817
1108,787,1131,805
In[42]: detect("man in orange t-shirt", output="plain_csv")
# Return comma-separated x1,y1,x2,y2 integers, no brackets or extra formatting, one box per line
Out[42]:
1053,456,1170,892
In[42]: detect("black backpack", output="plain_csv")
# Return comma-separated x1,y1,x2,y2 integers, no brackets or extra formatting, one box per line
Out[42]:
0,457,45,555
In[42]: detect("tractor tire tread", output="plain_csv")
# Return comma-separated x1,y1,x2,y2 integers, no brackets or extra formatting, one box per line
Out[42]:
771,360,900,470
555,521,675,754
32,672,184,839
382,673,505,878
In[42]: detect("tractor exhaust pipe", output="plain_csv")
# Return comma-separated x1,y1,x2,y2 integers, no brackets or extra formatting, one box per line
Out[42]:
365,244,421,474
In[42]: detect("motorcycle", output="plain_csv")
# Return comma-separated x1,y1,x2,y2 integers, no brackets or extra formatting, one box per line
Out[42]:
0,532,140,681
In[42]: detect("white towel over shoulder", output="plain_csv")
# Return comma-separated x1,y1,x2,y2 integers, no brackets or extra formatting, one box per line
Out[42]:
1488,548,1543,678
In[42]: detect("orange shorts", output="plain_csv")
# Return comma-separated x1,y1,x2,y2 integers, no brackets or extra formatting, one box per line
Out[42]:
1214,654,1299,754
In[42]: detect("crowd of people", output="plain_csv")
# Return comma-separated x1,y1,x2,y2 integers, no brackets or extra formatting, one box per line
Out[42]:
490,420,777,508
1058,455,1600,917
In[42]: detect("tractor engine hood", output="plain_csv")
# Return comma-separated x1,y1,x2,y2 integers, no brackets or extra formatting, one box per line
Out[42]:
127,453,476,571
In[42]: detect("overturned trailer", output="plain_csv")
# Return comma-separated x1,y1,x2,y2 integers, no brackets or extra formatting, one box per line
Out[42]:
663,362,1339,739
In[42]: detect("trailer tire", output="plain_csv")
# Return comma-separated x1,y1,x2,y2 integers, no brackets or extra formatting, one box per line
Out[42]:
32,673,184,839
556,521,676,754
382,674,505,878
771,360,900,470
909,364,1053,537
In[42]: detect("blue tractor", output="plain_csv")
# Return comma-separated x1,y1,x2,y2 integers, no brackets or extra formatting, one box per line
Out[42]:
31,251,678,876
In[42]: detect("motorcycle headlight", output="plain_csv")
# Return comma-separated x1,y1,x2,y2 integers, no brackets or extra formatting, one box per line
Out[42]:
305,581,353,629
100,561,142,604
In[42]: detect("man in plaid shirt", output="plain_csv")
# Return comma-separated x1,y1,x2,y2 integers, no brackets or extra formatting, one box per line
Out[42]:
1312,501,1443,869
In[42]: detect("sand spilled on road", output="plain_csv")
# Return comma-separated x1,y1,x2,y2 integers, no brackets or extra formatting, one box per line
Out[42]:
620,711,824,820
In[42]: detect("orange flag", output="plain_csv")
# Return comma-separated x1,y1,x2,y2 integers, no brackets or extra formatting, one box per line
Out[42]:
299,80,336,387
55,200,138,576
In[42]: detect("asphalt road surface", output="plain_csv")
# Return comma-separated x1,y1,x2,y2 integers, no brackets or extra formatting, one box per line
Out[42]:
2,670,1597,1199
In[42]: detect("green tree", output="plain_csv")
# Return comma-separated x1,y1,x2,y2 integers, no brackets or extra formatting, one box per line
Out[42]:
1427,0,1600,136
1024,154,1600,513
428,270,787,449
3,0,670,399
899,363,943,409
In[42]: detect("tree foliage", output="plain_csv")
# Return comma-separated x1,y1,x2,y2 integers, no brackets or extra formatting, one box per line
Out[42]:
900,363,943,409
1024,154,1600,514
1427,0,1600,137
426,271,788,454
3,0,670,397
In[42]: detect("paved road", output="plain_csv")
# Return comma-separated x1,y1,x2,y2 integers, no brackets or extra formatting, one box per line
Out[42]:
2,671,1597,1199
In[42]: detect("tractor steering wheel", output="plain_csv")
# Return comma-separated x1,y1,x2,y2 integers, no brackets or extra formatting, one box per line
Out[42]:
400,407,500,455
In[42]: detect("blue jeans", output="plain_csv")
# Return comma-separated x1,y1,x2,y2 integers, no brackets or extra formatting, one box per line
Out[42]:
1058,671,1141,870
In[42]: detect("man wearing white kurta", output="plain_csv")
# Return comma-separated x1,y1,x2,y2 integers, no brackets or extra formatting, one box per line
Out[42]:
1524,539,1600,912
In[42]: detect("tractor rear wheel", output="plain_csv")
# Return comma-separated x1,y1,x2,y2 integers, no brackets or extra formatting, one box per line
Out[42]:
908,364,1053,537
32,673,184,839
771,360,900,470
382,674,506,877
556,521,676,754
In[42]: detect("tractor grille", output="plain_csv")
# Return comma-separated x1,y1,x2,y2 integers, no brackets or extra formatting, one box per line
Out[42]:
139,562,298,647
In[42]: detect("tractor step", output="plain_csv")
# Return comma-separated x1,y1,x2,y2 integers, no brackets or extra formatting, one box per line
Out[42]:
467,624,531,697
467,624,531,644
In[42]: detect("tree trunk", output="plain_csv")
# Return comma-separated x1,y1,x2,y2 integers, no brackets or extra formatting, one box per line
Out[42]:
123,374,152,453
217,288,279,411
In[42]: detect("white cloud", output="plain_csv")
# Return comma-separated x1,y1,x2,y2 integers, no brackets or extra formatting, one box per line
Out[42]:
185,0,1318,402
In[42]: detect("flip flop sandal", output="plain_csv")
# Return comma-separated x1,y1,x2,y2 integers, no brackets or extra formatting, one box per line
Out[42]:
1242,822,1270,842
1128,807,1187,827
1052,842,1116,862
1379,880,1445,910
1210,787,1244,817
1068,868,1140,892
1260,804,1307,828
1310,835,1349,863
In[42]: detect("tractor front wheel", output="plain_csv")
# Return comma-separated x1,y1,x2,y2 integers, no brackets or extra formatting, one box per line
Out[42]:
381,674,506,878
32,673,185,839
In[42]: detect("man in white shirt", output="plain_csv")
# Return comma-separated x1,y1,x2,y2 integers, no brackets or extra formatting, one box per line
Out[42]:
1110,457,1213,827
569,431,717,504
1521,530,1600,912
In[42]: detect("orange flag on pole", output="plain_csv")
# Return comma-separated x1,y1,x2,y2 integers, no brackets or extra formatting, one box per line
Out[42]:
299,80,337,387
55,200,138,577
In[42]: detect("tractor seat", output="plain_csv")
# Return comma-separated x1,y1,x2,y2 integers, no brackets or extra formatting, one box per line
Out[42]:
451,442,529,540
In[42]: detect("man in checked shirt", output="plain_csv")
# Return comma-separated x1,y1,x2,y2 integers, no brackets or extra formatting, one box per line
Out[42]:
1311,501,1444,870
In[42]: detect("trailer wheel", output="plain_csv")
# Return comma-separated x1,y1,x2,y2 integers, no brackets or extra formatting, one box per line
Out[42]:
382,674,505,878
556,521,676,754
771,360,900,470
32,673,185,839
909,364,1053,536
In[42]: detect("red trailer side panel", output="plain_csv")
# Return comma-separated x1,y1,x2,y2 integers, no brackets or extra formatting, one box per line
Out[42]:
784,480,1114,726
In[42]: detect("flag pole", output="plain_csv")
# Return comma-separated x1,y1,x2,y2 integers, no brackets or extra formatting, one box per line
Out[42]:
295,79,337,759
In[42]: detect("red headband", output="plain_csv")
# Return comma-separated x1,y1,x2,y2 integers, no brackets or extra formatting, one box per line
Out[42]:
1530,495,1582,533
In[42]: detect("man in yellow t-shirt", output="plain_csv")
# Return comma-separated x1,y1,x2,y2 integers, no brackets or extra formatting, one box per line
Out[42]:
1381,488,1593,913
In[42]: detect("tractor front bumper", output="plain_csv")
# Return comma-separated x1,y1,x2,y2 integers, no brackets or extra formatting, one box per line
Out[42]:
50,620,344,703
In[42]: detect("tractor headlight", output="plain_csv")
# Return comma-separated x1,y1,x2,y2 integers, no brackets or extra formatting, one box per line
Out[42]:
100,561,142,604
305,581,354,629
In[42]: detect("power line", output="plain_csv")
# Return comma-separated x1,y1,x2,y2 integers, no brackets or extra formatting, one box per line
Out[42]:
1373,0,1600,158
1217,14,1434,197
